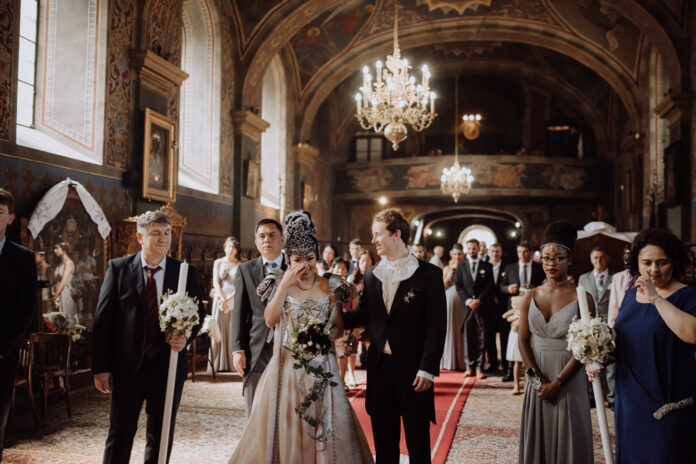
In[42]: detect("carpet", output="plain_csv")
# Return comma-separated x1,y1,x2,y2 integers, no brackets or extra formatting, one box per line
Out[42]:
348,370,475,463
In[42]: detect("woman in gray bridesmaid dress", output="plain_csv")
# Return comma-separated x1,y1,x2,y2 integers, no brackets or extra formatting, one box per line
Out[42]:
517,221,594,464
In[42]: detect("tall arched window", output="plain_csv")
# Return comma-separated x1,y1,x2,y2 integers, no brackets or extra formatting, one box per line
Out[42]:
16,0,108,164
179,0,221,193
260,56,287,211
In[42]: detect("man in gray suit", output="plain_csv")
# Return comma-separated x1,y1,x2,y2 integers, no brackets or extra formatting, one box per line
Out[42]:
578,245,614,406
231,219,286,417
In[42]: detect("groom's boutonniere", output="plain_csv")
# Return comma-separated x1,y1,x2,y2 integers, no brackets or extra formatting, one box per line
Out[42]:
479,269,486,276
403,287,418,303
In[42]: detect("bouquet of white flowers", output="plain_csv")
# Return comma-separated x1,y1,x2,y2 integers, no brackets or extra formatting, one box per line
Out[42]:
566,315,615,370
159,290,200,339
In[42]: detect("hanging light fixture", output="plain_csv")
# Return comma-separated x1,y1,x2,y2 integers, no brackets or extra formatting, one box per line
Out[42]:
441,75,474,203
355,2,437,150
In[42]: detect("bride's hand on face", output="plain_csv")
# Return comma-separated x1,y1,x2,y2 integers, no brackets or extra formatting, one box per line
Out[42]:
280,262,306,289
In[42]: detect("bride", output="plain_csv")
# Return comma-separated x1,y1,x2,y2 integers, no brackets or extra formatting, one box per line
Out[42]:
229,211,373,463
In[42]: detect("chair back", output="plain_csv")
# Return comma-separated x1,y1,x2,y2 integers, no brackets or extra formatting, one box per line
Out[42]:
29,333,71,374
15,338,34,386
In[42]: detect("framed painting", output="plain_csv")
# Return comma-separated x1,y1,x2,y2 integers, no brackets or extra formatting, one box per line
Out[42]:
244,160,260,199
143,108,177,203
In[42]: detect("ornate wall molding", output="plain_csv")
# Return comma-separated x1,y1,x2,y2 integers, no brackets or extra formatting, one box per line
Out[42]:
130,49,189,98
0,0,15,142
231,110,269,143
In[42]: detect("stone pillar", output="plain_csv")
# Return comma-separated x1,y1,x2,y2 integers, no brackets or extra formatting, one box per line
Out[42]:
291,143,331,243
655,92,693,238
231,110,269,247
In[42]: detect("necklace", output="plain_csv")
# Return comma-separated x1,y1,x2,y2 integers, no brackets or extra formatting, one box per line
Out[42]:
546,279,570,287
297,273,317,291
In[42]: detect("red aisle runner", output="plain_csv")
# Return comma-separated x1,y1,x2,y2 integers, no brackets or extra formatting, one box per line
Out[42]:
348,370,475,464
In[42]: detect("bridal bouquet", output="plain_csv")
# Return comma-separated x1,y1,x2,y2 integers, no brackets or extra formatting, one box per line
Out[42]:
159,290,200,338
287,314,337,428
566,315,615,370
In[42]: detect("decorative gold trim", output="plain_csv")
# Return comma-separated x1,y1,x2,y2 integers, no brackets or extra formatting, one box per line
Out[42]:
231,110,270,143
143,108,177,203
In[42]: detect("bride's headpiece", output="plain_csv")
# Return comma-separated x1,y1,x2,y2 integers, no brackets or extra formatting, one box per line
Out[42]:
284,210,318,257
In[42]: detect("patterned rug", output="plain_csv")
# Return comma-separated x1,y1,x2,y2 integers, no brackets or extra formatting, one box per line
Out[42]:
3,370,615,463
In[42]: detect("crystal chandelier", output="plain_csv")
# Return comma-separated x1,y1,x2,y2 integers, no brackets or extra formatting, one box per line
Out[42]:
354,2,437,150
441,76,474,203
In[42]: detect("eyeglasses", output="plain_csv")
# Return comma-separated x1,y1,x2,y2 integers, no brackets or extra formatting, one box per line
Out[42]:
541,256,568,264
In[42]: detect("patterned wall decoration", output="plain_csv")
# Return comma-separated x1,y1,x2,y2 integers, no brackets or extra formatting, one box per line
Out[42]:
175,193,234,236
105,0,136,168
145,0,184,59
218,0,235,197
0,157,130,226
0,1,14,142
231,0,286,53
335,156,609,197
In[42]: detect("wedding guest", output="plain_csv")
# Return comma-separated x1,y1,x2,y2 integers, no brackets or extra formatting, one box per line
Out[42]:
0,189,37,462
348,238,363,274
485,243,508,374
593,229,696,463
210,237,241,372
92,210,205,464
231,219,287,417
518,221,593,463
455,238,494,379
608,244,636,328
429,245,445,268
332,257,358,389
351,250,374,369
316,244,336,275
478,240,489,262
330,257,349,279
53,242,78,317
411,243,426,261
441,244,466,370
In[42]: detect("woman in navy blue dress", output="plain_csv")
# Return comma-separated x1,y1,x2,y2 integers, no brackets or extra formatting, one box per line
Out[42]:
612,229,696,463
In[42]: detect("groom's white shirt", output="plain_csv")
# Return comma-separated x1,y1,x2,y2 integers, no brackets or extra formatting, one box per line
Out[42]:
372,253,434,382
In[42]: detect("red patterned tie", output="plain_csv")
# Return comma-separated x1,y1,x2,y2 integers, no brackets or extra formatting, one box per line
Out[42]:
145,266,162,358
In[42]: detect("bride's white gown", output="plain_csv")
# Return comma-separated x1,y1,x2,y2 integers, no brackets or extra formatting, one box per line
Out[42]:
228,293,373,463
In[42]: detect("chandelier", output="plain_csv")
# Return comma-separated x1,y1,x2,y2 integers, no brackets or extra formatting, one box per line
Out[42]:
441,76,474,203
355,2,437,150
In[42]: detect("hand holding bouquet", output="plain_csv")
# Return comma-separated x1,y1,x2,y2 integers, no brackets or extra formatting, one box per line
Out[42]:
159,290,201,339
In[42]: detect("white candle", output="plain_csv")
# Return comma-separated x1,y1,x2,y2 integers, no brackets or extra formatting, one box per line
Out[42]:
177,261,189,296
576,285,590,320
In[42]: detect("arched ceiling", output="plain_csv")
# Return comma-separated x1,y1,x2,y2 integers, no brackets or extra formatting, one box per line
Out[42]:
229,0,684,154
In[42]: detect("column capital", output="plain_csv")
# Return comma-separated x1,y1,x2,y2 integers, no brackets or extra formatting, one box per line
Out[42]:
231,110,270,143
655,92,693,127
293,143,319,166
129,49,189,98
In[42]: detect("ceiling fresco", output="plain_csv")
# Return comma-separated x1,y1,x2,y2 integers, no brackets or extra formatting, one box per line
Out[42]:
230,0,286,51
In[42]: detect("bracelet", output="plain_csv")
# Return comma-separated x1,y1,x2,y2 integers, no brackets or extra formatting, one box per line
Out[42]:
555,376,565,387
650,294,664,304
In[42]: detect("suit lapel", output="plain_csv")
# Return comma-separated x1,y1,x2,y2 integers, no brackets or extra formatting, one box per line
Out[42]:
130,253,147,310
252,256,265,288
163,257,179,294
388,264,421,318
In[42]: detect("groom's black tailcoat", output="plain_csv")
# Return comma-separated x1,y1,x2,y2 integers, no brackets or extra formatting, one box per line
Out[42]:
344,259,446,462
92,253,205,464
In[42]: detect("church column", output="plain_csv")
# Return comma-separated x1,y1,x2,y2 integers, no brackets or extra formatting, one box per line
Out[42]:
291,143,331,244
655,92,693,239
231,110,269,247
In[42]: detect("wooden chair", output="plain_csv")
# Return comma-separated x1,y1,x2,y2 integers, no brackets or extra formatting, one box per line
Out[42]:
11,339,39,428
29,333,72,426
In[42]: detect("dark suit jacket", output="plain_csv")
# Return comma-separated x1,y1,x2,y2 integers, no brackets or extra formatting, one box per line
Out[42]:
489,261,508,316
230,255,285,381
92,253,205,384
454,260,494,328
343,260,446,423
0,240,37,357
498,261,545,309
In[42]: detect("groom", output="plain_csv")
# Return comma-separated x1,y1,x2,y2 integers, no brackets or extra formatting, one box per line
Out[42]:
344,208,446,463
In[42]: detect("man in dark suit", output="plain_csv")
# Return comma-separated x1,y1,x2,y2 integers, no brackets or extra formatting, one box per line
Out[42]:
230,218,286,417
0,189,37,462
344,209,446,464
484,243,508,373
498,240,544,381
347,238,363,274
455,238,494,379
92,211,205,464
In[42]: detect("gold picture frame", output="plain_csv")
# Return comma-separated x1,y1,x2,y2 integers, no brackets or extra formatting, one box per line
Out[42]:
143,108,177,203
